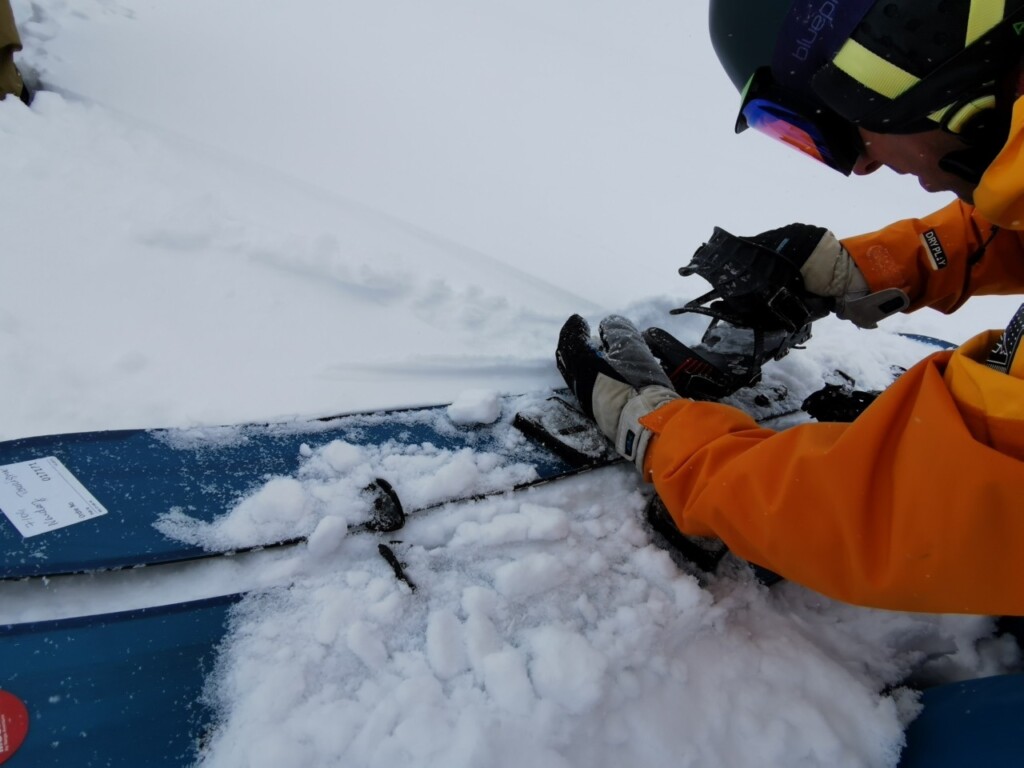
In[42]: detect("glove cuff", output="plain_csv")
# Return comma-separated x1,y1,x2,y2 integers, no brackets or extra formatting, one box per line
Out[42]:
799,231,864,299
615,385,679,473
798,232,910,328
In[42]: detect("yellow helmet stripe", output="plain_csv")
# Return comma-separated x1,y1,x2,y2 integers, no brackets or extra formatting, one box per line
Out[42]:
930,94,999,131
929,105,952,124
832,39,920,99
966,0,1006,45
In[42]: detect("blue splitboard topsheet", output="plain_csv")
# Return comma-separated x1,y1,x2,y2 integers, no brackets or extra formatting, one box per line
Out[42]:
0,401,578,579
899,673,1024,767
0,594,241,767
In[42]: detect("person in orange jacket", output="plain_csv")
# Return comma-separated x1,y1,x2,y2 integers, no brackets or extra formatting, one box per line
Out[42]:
557,0,1024,616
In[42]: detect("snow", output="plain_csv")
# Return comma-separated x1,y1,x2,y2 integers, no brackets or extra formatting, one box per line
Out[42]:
447,389,503,426
194,468,919,768
1,1,1021,766
155,428,543,552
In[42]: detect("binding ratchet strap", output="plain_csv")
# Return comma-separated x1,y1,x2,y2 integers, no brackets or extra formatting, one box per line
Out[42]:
669,295,768,385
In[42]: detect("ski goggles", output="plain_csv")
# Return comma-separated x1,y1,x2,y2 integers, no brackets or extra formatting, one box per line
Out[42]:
736,67,863,176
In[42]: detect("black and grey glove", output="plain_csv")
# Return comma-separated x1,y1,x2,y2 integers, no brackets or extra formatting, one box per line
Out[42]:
748,223,908,329
556,315,679,473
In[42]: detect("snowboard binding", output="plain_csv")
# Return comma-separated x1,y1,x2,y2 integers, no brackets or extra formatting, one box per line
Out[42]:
646,227,834,401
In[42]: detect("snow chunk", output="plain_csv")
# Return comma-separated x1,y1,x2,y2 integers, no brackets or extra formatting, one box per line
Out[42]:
520,503,571,541
315,440,367,473
481,648,535,715
528,627,607,714
450,503,569,547
306,515,349,558
178,476,314,550
446,389,502,425
425,609,469,680
492,553,567,599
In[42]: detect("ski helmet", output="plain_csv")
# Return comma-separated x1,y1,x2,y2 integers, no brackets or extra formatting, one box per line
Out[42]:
709,0,1024,179
709,1,792,92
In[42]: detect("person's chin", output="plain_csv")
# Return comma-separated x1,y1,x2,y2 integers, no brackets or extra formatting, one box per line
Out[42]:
919,176,975,203
954,187,976,204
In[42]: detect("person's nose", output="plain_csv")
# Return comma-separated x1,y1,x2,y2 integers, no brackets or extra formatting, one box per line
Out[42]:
852,154,883,175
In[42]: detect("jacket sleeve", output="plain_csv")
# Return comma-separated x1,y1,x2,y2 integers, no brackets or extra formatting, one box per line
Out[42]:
640,336,1024,616
840,201,1024,313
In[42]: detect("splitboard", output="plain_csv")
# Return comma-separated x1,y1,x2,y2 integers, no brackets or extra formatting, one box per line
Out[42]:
0,333,957,582
3,585,1021,768
0,333,981,768
899,673,1024,767
0,394,617,580
0,594,241,767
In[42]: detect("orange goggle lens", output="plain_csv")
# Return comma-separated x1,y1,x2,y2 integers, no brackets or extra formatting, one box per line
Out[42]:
742,98,839,169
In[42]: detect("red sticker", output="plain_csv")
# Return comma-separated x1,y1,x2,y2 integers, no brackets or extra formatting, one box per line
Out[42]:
0,691,28,764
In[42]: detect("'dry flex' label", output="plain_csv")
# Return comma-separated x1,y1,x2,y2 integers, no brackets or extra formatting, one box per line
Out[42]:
0,456,109,538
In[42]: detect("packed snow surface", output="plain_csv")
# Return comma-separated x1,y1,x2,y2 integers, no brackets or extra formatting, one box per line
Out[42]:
1,1,1022,766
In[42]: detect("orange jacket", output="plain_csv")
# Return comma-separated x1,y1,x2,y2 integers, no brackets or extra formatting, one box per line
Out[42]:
644,97,1024,615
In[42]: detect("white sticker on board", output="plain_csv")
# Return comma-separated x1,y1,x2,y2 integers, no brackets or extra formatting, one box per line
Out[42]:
0,456,109,538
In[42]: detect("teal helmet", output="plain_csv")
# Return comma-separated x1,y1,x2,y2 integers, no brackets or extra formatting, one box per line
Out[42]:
709,0,1024,181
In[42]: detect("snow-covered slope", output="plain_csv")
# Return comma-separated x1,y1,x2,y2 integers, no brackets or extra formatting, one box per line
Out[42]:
1,1,1020,766
0,87,595,438
6,0,1020,439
